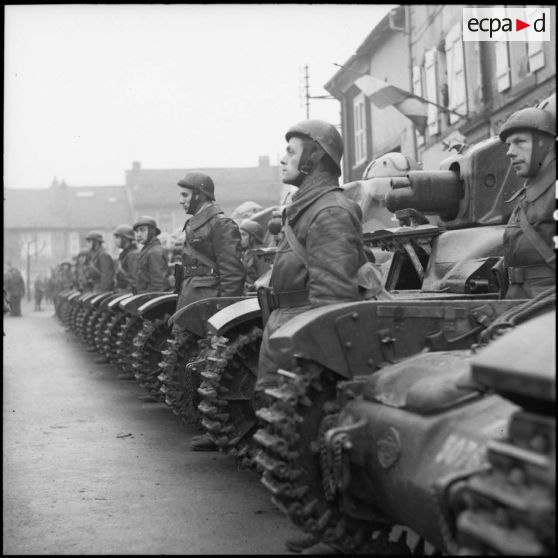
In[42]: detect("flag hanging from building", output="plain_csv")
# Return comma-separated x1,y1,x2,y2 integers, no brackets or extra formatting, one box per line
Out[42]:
355,75,428,135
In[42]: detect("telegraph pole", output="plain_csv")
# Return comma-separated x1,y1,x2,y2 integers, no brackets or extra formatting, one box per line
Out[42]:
300,64,335,119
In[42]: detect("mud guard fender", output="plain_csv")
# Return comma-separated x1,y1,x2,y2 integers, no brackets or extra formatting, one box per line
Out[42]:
119,292,166,315
268,301,364,379
90,291,116,307
137,293,178,321
107,292,134,310
268,298,524,380
206,297,262,337
168,296,250,337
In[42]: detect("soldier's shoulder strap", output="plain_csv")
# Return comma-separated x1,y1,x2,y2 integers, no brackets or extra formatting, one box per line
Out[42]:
518,203,556,270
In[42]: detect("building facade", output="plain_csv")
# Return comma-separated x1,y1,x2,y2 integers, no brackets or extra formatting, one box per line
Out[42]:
4,159,283,285
325,4,556,180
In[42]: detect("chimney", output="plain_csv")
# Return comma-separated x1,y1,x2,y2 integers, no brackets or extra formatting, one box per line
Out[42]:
258,155,270,167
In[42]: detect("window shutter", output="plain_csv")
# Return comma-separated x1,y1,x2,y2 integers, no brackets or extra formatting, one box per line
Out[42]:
353,94,367,166
445,24,467,124
525,6,545,72
425,49,439,136
412,65,425,146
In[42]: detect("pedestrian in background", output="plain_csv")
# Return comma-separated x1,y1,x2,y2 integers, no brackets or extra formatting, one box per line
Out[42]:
5,268,26,317
34,275,45,311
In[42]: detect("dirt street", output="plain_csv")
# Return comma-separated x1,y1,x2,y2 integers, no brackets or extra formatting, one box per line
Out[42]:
3,300,300,555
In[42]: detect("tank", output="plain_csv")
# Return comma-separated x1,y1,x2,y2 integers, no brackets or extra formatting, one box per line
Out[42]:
250,134,554,550
195,134,527,470
252,300,555,554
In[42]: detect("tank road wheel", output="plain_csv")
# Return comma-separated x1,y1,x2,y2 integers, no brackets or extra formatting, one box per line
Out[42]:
114,315,144,374
197,325,263,468
253,359,413,555
101,313,128,363
131,318,171,397
157,331,200,420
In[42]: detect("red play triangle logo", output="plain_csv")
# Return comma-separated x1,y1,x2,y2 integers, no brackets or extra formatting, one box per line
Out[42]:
516,18,530,31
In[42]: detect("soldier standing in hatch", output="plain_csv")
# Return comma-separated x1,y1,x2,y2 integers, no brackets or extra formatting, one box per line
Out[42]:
133,216,170,293
255,120,364,555
174,171,246,451
498,101,556,299
85,231,115,293
113,224,140,293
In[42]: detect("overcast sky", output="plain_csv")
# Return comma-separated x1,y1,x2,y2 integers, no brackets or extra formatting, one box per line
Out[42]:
4,3,396,189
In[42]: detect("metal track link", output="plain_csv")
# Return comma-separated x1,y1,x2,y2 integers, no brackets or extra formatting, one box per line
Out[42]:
156,332,199,420
196,326,263,468
252,360,400,554
114,316,143,373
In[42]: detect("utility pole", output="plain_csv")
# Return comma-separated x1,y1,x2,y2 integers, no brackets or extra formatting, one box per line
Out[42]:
300,64,335,120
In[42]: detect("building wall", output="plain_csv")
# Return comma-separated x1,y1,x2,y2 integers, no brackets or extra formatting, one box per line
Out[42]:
326,4,556,176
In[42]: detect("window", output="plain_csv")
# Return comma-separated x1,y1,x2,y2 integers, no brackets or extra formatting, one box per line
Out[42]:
412,65,425,146
424,49,440,136
525,5,545,72
445,23,467,124
353,93,367,166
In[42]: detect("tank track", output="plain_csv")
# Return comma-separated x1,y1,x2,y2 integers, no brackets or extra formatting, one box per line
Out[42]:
197,325,262,469
65,298,82,330
83,306,105,348
114,315,144,374
93,309,114,353
157,331,199,421
454,409,555,555
253,359,412,554
100,313,128,363
69,302,86,336
131,318,170,397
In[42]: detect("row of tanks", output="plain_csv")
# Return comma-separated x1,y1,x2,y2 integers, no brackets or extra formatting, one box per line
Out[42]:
55,124,555,555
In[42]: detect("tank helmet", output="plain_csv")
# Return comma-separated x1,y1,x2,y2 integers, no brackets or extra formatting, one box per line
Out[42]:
133,216,161,235
285,119,343,177
363,152,421,179
85,231,104,243
498,107,556,142
177,171,215,201
113,224,135,241
239,219,265,244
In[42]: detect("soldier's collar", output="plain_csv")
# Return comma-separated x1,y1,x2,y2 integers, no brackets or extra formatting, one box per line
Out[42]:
187,203,223,229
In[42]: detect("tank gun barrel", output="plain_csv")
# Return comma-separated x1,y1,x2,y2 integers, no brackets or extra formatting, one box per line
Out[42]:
387,170,463,222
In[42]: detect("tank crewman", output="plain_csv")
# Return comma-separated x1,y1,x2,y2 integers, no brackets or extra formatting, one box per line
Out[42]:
498,102,556,299
175,171,246,451
85,231,115,293
239,219,271,291
255,119,365,556
133,216,170,293
113,224,140,292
